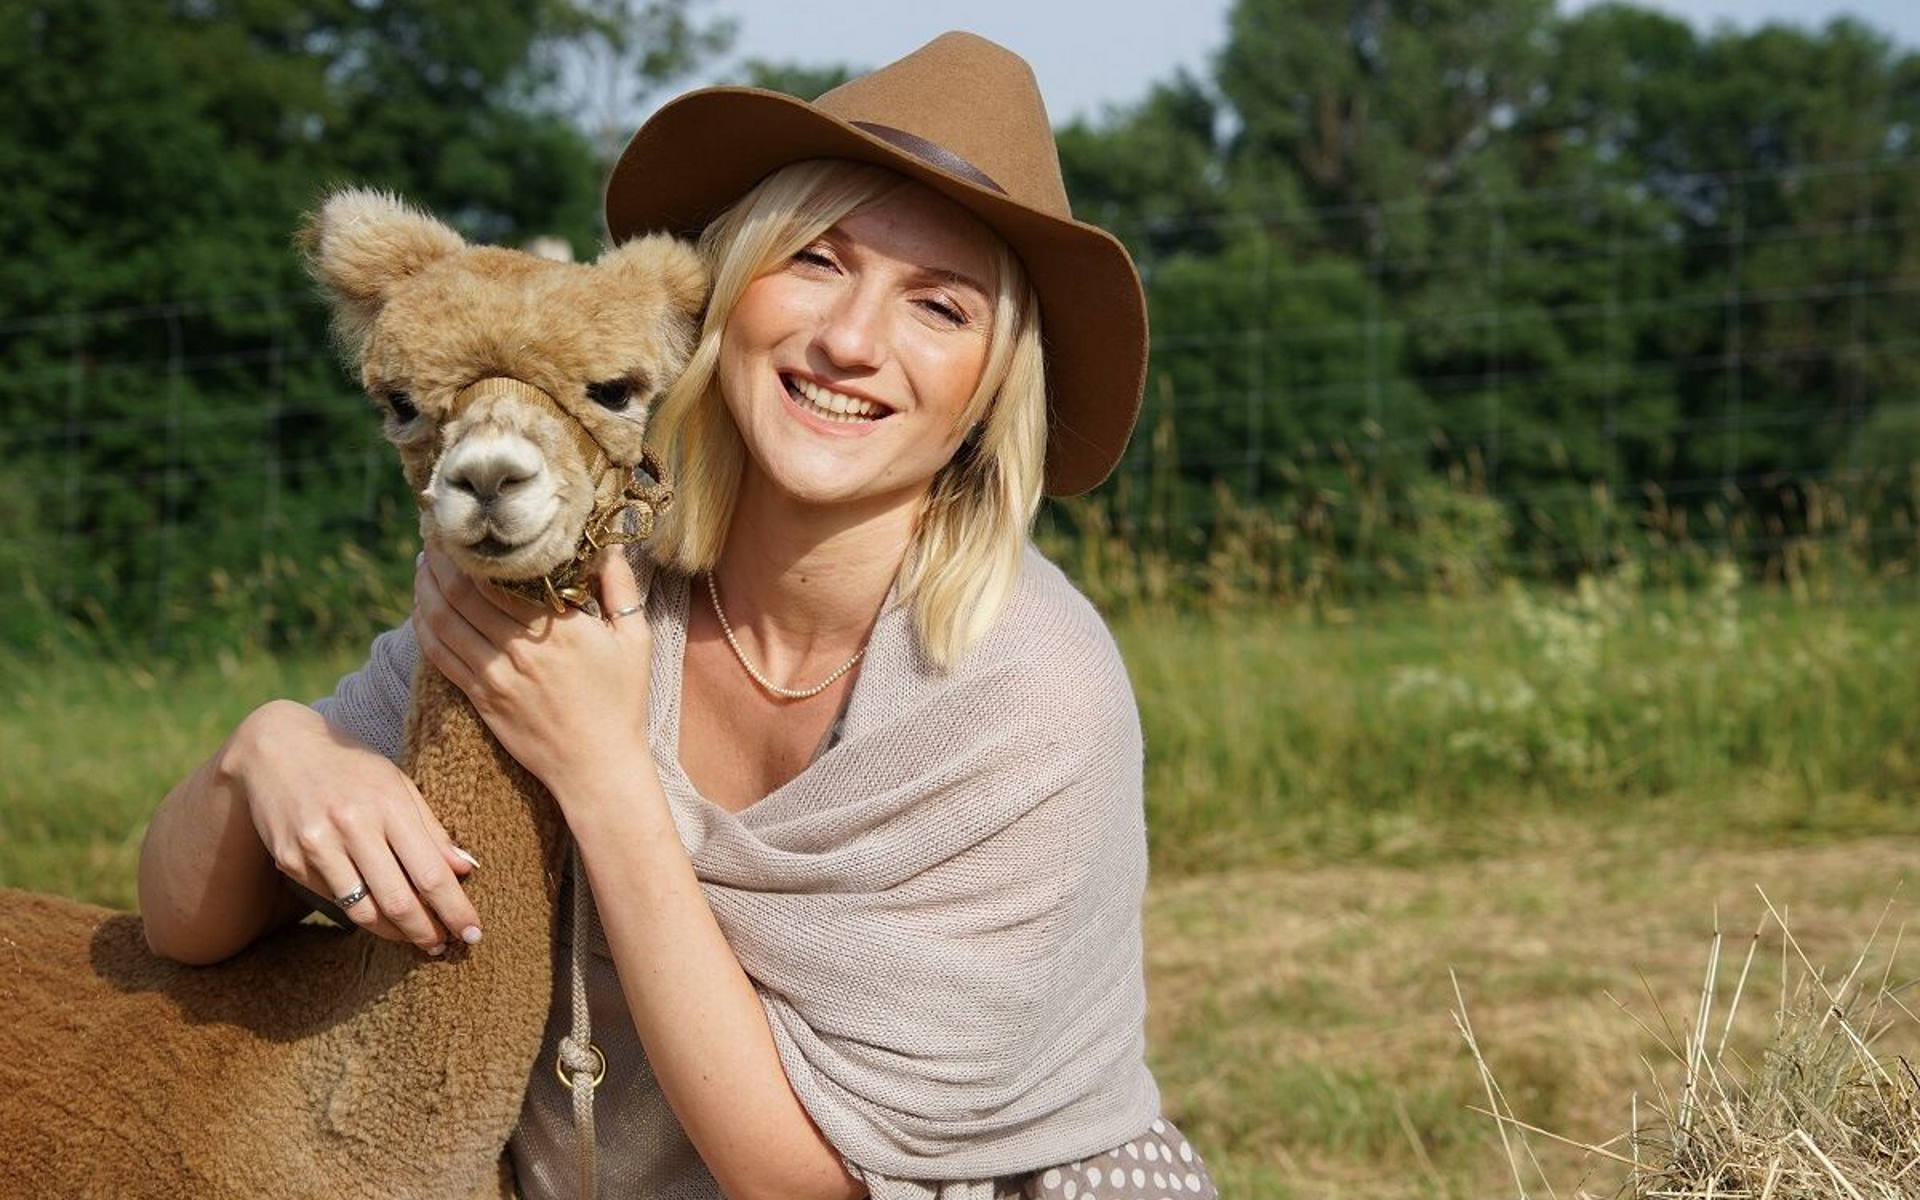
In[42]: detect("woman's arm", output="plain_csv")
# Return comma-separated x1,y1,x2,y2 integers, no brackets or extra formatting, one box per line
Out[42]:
414,549,863,1200
566,767,865,1200
138,676,480,964
138,701,312,964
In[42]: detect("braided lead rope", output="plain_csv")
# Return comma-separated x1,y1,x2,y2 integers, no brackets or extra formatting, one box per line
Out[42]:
555,556,658,1200
558,842,600,1200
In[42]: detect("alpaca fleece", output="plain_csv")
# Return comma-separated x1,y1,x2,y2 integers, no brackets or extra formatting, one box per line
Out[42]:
0,684,545,1199
0,191,704,1199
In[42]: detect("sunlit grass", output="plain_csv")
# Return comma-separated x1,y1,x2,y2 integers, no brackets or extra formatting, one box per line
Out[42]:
0,648,365,906
1122,580,1920,875
1145,837,1920,1199
11,580,1918,904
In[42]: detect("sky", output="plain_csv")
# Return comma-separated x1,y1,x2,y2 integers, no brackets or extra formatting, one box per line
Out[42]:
647,1,1920,128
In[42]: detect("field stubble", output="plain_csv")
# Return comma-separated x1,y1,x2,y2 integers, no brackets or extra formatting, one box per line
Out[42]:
1157,836,1920,1198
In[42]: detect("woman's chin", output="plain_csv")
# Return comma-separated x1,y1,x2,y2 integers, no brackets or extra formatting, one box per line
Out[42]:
746,459,922,514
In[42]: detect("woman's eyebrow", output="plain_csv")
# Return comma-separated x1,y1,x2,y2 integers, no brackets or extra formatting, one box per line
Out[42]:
919,265,990,295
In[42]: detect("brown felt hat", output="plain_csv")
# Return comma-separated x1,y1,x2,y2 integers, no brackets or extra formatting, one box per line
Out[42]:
604,30,1147,497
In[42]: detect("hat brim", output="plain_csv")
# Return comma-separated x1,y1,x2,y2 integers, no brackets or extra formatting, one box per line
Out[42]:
604,87,1146,497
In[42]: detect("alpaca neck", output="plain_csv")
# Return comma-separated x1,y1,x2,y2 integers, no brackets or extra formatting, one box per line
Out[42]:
266,660,569,1187
404,660,568,950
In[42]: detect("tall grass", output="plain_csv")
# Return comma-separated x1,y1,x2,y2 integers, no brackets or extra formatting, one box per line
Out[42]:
10,397,1916,657
1120,573,1920,875
7,434,1917,892
0,649,367,906
1038,403,1920,613
1018,434,1920,872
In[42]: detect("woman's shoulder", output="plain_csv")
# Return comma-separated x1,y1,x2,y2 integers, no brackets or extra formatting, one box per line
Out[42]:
309,619,420,765
967,544,1131,702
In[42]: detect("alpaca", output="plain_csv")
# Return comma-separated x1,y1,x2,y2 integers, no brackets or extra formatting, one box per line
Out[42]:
0,189,706,1199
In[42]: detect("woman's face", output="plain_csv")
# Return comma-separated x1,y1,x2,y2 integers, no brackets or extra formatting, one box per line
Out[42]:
717,181,1000,511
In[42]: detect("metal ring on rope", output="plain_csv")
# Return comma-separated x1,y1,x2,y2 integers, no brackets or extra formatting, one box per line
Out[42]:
556,1037,607,1090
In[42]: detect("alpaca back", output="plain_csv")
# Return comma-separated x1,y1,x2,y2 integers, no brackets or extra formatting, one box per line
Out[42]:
0,665,559,1199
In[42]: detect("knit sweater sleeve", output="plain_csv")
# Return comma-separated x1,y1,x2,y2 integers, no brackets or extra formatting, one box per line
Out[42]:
309,620,418,764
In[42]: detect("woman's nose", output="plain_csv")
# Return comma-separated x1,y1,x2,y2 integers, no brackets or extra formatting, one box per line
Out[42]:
812,285,886,370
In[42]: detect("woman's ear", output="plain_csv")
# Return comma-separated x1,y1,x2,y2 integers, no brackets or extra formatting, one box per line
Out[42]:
298,188,466,361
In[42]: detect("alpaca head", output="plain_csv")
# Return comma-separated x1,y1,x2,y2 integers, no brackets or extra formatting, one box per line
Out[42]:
302,188,707,584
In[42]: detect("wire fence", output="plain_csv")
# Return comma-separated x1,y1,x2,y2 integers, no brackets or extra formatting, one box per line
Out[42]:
4,156,1918,650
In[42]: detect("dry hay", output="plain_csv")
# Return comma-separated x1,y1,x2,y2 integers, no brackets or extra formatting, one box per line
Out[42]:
1456,890,1920,1199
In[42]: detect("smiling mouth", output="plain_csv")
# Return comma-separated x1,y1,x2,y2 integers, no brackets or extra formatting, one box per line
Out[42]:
783,373,891,424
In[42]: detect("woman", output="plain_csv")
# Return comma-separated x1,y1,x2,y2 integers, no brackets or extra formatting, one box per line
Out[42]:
138,31,1215,1200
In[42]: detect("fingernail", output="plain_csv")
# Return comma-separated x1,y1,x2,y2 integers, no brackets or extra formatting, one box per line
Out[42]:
426,943,446,956
461,925,483,945
453,845,481,870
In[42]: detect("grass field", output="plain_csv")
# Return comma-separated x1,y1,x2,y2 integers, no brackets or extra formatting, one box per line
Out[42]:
5,579,1918,1197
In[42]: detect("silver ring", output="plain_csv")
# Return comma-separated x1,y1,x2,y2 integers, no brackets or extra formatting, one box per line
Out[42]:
606,603,644,621
335,882,371,909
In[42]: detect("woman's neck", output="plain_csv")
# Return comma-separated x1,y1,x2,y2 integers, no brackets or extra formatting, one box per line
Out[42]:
710,470,920,667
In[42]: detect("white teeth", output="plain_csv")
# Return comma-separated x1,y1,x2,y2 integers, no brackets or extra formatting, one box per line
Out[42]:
790,376,883,421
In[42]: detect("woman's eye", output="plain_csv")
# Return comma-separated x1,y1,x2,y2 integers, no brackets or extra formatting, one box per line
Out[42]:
793,246,835,269
920,298,967,325
588,378,634,412
378,389,417,422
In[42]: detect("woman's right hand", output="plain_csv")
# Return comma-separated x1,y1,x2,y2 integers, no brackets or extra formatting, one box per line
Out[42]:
228,700,479,954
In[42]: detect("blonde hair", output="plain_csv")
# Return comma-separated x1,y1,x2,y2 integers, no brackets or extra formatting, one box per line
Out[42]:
645,159,1047,669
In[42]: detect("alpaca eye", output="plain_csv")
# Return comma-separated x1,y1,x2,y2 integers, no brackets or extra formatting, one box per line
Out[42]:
377,389,418,422
587,379,635,412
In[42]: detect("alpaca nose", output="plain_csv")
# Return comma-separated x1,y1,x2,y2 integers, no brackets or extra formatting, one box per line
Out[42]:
437,435,544,505
446,456,535,502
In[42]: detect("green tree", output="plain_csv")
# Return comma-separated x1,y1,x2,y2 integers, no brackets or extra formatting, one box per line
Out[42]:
563,0,737,161
0,0,730,652
1058,72,1230,259
1060,0,1920,584
1216,0,1556,255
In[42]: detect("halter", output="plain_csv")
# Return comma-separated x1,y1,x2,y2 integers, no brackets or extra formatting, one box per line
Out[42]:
437,377,674,614
492,444,674,614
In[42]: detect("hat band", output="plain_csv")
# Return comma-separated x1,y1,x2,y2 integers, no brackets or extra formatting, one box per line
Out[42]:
851,121,1006,196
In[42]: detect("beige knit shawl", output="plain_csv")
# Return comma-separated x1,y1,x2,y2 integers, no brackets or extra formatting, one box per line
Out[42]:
315,546,1160,1198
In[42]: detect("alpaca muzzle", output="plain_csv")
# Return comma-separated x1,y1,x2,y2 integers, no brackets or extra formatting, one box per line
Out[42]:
425,376,671,613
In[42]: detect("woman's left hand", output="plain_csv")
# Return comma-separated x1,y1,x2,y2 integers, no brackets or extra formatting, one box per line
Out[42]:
413,547,655,800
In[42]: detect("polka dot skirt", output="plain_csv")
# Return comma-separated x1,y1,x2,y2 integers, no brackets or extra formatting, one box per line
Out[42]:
1019,1118,1217,1200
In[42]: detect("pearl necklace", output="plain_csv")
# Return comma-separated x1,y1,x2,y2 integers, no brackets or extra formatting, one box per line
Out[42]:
705,572,866,700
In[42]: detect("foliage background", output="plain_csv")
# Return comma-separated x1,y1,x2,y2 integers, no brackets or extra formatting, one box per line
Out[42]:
4,0,1917,653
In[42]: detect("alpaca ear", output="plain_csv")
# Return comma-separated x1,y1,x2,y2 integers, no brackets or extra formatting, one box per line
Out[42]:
299,188,466,358
596,234,709,322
